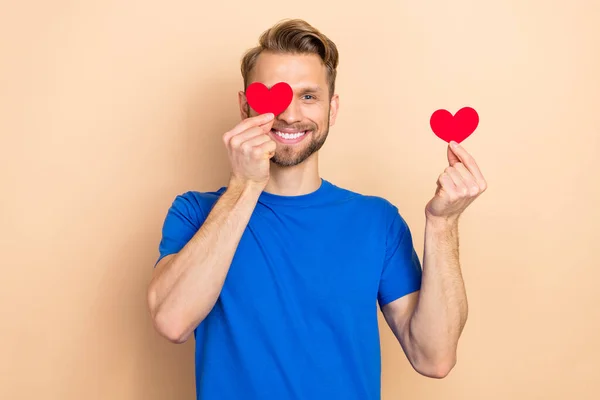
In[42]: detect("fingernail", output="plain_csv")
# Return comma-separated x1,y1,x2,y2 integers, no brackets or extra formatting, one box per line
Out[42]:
451,141,459,148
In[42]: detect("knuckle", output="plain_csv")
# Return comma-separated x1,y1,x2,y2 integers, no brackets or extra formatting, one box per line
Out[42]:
251,147,263,158
241,143,253,155
470,185,479,196
229,137,241,148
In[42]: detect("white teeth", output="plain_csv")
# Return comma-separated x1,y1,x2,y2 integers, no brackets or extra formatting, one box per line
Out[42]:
275,131,306,140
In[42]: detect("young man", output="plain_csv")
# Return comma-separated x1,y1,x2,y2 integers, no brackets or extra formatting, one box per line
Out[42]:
147,18,487,400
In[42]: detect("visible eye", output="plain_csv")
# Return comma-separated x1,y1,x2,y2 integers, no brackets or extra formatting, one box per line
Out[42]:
302,94,316,100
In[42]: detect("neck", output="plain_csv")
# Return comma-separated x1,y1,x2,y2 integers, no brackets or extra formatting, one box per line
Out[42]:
263,153,321,196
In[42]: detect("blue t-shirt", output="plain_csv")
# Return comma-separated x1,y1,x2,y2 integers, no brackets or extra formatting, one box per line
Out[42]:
155,178,422,400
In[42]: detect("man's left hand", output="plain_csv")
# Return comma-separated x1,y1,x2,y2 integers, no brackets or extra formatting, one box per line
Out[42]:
425,141,487,223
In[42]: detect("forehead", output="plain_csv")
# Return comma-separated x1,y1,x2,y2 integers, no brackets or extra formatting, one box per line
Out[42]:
250,52,327,91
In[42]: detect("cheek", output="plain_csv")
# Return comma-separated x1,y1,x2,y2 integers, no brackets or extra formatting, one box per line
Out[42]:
302,104,328,126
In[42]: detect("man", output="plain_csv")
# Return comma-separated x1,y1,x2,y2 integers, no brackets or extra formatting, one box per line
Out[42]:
147,18,487,400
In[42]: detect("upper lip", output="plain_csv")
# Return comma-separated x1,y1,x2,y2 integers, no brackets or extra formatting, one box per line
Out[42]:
272,128,308,133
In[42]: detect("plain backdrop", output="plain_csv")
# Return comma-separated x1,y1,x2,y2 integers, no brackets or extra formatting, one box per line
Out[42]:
1,1,599,399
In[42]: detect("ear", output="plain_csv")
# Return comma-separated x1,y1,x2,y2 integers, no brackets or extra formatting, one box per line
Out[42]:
238,90,250,120
328,93,340,126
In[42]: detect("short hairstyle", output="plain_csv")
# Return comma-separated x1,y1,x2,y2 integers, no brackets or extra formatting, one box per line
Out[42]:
240,19,339,99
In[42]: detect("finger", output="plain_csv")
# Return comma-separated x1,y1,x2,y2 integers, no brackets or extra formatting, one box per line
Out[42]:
224,113,275,141
453,163,480,195
260,119,275,133
226,120,274,148
434,179,443,196
444,166,468,195
232,113,275,135
240,134,274,153
239,120,274,141
438,171,457,193
449,141,486,188
256,138,277,159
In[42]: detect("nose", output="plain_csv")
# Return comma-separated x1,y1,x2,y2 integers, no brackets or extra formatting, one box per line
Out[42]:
277,95,302,126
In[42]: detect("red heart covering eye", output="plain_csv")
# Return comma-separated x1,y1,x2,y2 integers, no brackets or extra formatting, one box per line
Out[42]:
245,82,293,116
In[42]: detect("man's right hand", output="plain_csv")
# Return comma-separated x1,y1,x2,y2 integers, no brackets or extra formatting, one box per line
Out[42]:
223,113,277,191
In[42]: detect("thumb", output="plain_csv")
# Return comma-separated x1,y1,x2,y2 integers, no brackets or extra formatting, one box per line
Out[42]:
260,119,275,133
447,143,461,166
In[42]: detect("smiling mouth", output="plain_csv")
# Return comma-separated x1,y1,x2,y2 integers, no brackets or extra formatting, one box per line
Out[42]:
271,129,309,140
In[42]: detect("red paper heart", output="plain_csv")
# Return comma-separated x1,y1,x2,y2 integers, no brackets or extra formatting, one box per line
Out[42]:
245,82,293,116
430,107,479,144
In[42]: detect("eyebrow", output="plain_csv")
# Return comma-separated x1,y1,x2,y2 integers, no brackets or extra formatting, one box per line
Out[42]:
295,85,322,93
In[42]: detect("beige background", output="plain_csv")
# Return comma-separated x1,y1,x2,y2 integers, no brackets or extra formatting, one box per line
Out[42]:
1,0,599,399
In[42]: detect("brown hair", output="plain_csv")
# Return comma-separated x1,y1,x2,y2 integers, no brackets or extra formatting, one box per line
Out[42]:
240,19,339,99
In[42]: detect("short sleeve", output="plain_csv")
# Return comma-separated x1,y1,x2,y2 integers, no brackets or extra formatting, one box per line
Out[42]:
154,192,204,268
377,207,423,308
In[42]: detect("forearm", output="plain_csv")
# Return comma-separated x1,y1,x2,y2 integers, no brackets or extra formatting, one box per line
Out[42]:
149,181,262,342
409,216,468,370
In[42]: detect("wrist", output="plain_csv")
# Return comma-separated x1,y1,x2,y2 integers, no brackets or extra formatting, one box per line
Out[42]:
227,177,265,198
425,213,459,231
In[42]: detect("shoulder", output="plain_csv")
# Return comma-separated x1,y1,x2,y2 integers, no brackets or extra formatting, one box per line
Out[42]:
329,181,405,223
166,186,227,222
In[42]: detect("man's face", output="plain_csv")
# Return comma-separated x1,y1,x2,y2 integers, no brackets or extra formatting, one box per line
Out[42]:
239,52,339,167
